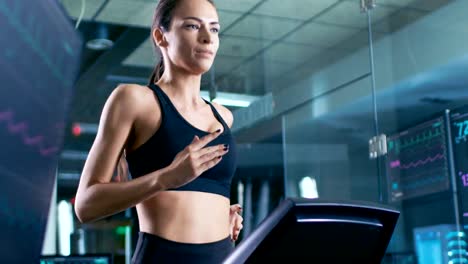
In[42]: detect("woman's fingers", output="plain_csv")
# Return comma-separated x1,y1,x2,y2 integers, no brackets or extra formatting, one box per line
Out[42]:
235,213,243,231
230,204,242,214
199,154,223,172
230,213,236,241
196,144,228,159
232,213,243,241
188,129,222,151
197,146,229,165
233,225,242,240
175,128,227,178
191,135,200,143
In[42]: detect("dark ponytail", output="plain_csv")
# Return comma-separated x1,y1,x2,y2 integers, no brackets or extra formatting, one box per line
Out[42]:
149,58,165,86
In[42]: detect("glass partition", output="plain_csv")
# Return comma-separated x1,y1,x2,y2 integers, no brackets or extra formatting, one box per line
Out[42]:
227,0,378,239
371,0,468,263
281,0,377,203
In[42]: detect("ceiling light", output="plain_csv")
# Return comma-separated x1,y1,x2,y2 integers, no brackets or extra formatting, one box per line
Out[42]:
86,23,114,50
200,91,258,107
86,38,113,50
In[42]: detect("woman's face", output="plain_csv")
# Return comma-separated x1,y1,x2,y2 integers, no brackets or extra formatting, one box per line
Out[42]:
157,0,220,75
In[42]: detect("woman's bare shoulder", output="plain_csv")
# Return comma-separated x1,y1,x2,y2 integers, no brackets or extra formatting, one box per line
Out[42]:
111,83,152,101
211,102,234,128
108,83,155,111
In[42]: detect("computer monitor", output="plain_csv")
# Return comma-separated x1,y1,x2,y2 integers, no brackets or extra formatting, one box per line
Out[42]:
450,106,468,226
0,0,82,263
40,254,113,264
223,198,399,263
385,117,450,202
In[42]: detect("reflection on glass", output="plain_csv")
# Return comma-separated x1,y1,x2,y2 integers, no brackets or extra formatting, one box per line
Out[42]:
299,176,319,199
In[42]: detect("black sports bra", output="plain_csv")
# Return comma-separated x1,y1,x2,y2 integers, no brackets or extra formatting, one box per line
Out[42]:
126,82,237,199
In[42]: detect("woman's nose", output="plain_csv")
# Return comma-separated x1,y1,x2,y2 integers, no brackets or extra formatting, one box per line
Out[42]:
200,28,213,44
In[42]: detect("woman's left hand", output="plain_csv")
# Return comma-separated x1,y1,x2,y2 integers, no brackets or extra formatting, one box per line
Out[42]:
229,204,243,242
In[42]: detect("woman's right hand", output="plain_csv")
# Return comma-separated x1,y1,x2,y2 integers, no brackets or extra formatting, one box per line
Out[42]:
161,129,229,189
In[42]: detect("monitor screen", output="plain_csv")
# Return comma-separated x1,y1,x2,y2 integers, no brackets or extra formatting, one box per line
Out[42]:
450,107,468,227
385,117,450,202
0,0,82,263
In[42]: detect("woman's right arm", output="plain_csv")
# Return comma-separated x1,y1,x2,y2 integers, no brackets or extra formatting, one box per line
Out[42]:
74,84,167,223
74,84,228,223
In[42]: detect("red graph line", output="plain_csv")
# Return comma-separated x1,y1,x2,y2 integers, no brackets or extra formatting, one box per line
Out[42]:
0,110,59,157
390,153,445,170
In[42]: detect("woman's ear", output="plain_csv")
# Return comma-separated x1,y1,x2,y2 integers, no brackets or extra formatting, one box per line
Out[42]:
153,27,168,47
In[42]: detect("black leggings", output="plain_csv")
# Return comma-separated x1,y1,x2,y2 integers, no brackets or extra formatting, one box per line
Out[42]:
131,232,235,264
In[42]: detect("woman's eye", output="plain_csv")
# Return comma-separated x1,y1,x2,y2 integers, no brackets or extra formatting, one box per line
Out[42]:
211,28,219,33
187,24,199,30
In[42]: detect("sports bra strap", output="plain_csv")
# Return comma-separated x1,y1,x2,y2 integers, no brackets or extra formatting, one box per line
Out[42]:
203,99,229,129
148,82,170,111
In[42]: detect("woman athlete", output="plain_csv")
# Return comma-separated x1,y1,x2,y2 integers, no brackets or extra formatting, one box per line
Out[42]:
74,0,243,263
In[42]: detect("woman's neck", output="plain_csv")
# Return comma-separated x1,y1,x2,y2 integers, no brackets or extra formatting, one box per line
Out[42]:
156,69,205,110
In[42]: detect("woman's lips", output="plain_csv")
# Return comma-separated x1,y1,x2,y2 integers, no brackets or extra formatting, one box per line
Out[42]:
195,49,213,57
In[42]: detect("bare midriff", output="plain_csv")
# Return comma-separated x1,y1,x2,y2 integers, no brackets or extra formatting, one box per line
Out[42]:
136,190,231,243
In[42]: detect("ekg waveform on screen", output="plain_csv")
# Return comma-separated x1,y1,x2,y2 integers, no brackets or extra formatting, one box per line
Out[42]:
390,153,445,170
0,110,61,156
386,117,450,202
